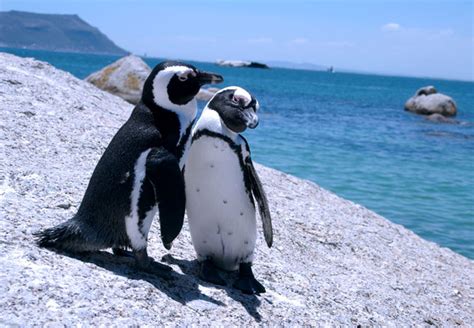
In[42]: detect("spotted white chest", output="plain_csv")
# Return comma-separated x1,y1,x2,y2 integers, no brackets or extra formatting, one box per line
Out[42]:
185,135,256,271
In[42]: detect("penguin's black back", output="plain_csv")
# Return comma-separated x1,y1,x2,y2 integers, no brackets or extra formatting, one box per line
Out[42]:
74,102,175,248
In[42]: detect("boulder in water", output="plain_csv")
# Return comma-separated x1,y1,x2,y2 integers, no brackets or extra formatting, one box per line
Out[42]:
404,86,457,117
86,55,219,105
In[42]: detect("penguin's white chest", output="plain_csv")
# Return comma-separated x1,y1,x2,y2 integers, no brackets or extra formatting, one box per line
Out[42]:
185,136,256,271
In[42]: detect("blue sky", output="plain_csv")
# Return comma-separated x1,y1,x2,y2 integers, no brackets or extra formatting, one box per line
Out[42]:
2,0,473,80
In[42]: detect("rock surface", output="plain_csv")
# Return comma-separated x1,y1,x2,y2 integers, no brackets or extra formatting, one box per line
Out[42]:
405,86,457,117
425,113,459,124
196,87,219,102
85,55,151,104
216,60,269,69
1,52,473,326
416,85,438,96
86,55,218,105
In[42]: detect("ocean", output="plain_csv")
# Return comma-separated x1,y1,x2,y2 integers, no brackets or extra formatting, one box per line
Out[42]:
2,47,473,259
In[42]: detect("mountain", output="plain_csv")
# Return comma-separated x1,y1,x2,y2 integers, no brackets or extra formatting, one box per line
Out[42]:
0,10,127,55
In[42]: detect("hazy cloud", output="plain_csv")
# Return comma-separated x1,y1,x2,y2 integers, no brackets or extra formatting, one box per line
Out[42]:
382,23,401,32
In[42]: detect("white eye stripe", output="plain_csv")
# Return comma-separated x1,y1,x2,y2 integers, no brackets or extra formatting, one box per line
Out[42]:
210,86,256,108
177,70,197,82
163,65,193,73
233,88,252,106
152,66,198,111
233,94,249,105
160,65,196,81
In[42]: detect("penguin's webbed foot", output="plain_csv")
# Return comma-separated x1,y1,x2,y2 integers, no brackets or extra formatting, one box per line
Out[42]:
199,259,226,286
233,263,266,295
112,247,134,258
134,248,173,278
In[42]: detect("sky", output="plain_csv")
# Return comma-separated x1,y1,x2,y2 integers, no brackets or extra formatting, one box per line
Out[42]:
1,0,473,81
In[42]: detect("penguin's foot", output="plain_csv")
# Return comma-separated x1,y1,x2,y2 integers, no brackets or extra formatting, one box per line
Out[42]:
134,248,173,277
233,263,266,295
112,247,134,258
199,259,225,286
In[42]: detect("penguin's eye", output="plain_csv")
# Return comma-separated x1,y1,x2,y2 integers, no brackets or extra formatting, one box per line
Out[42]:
231,95,239,104
178,75,188,82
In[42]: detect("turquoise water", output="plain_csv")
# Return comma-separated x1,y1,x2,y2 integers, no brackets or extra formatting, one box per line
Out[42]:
3,48,473,259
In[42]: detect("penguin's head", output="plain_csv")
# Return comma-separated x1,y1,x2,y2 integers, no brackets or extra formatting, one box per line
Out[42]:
142,61,223,110
207,87,260,133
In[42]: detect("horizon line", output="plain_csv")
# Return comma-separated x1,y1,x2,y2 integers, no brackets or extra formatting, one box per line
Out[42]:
1,46,473,83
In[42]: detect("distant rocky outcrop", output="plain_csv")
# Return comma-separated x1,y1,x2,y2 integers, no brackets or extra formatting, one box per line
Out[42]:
86,56,220,104
86,55,150,104
0,10,127,55
405,86,457,117
216,60,269,69
1,52,473,326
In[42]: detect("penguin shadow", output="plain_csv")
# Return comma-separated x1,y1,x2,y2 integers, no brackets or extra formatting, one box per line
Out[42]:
61,250,224,307
162,254,263,322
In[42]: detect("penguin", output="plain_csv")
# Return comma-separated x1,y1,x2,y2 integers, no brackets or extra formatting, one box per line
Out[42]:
184,86,273,294
35,61,223,276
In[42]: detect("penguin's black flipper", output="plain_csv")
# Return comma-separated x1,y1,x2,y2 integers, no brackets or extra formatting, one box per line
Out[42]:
145,147,185,249
246,158,273,248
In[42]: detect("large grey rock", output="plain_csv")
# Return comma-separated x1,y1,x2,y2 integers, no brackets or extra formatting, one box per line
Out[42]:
1,52,473,326
86,55,217,105
196,87,219,102
405,86,457,117
85,55,151,104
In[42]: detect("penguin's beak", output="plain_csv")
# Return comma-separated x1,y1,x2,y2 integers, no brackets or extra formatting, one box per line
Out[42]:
196,71,224,85
243,110,259,129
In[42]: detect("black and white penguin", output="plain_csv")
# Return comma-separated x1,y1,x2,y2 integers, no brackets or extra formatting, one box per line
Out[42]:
184,86,273,294
35,61,223,276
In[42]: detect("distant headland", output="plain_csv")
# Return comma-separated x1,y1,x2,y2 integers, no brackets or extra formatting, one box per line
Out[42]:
0,10,127,55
